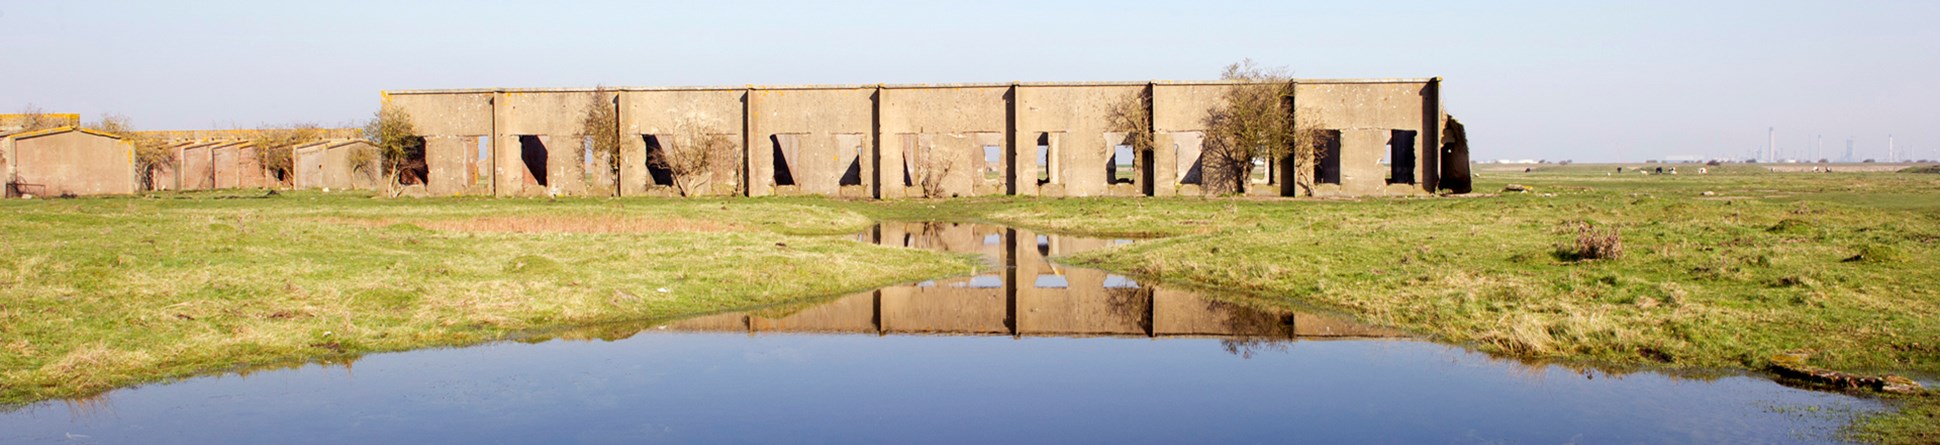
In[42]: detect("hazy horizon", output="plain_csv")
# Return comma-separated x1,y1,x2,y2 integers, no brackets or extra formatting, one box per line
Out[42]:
1,0,1933,162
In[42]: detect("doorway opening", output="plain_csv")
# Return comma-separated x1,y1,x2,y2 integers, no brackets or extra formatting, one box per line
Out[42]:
1314,130,1343,185
771,134,797,186
518,135,549,187
1387,130,1418,184
643,135,675,186
399,136,428,186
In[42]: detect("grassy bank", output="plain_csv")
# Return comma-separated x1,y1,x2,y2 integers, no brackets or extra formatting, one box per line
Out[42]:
0,192,980,405
917,169,1937,442
2,168,1934,442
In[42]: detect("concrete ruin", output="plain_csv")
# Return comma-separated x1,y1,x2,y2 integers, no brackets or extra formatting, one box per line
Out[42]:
1,126,137,197
384,78,1465,198
291,140,381,191
140,128,368,192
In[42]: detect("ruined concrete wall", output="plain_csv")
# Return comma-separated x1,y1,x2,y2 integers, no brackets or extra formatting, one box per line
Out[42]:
385,78,1451,199
495,91,602,197
1014,83,1146,197
330,141,382,190
8,130,136,196
620,89,745,197
1152,83,1234,197
290,139,377,191
878,86,1010,198
1295,80,1440,197
235,145,267,189
211,142,241,189
385,92,493,196
178,143,215,190
293,142,327,189
748,87,875,197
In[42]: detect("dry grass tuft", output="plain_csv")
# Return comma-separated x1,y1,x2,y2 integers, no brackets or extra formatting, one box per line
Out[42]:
40,344,156,393
1560,223,1623,261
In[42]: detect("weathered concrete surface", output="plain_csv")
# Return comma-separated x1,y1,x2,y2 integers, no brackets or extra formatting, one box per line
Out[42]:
176,142,217,190
748,87,875,197
383,78,1466,199
620,89,745,197
292,140,380,191
1013,83,1147,197
1153,83,1233,197
879,86,1009,198
1,127,135,196
1296,80,1442,197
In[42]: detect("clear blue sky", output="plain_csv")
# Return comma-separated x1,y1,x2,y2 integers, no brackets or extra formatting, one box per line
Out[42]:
2,0,1934,162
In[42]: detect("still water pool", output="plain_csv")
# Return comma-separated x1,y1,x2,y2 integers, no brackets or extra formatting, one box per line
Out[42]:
0,223,1880,444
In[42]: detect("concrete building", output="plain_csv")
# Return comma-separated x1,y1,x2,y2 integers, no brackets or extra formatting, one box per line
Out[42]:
141,128,366,192
1,126,137,197
383,78,1464,199
291,139,381,191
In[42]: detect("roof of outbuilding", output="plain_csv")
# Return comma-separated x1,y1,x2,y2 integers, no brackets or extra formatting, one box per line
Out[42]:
2,126,126,141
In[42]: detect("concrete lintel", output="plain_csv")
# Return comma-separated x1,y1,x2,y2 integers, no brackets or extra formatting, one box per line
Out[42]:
383,78,1442,96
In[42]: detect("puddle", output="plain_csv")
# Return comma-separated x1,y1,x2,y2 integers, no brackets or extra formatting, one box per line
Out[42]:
0,222,1885,444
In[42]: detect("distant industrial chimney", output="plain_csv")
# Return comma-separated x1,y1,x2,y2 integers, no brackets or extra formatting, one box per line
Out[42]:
1888,134,1896,162
1768,127,1776,162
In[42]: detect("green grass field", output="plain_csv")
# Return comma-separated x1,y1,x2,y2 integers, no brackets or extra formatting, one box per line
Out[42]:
0,193,982,405
2,165,1935,442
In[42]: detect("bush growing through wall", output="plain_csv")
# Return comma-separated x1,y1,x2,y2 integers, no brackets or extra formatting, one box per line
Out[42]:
363,103,423,196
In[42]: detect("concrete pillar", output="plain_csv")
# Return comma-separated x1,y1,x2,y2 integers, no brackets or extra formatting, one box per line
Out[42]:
744,89,769,197
1006,85,1034,197
1422,77,1443,193
618,91,646,197
491,91,516,197
548,133,582,196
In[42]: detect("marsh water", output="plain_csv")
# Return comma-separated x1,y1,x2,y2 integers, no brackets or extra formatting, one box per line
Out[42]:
0,223,1883,444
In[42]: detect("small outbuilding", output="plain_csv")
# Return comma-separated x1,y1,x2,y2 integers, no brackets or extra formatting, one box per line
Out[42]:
292,139,381,191
2,126,137,197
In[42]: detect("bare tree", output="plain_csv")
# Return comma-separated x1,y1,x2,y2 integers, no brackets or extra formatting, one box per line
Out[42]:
363,104,423,197
908,140,956,198
84,114,175,191
1287,114,1333,196
11,104,63,133
1202,59,1297,195
657,115,734,197
1106,88,1155,155
250,123,325,187
579,86,622,196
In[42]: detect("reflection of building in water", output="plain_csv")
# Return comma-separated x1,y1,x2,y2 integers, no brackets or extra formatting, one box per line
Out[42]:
665,223,1404,341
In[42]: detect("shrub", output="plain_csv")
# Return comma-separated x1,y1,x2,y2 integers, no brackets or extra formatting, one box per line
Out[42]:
1559,223,1623,261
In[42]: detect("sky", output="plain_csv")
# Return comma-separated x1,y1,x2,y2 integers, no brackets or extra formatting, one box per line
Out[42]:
1,0,1934,162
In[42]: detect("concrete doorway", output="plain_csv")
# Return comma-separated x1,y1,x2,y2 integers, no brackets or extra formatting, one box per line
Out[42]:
517,135,549,187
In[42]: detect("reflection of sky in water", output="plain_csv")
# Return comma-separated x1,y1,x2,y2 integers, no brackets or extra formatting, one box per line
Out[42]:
0,223,1887,444
0,335,1879,444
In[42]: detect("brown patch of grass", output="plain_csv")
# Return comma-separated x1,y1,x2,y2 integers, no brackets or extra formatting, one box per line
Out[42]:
317,215,740,234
